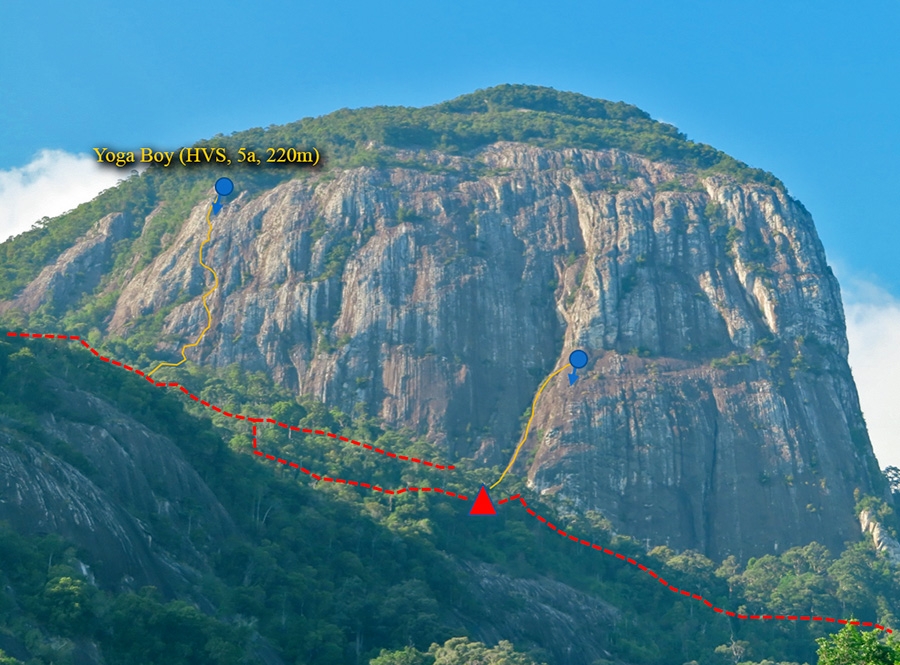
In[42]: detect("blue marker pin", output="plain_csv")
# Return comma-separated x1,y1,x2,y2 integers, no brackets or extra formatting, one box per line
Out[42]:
212,177,234,215
214,177,234,196
568,349,588,385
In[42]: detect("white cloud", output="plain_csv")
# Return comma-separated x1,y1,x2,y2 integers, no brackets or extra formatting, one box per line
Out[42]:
0,150,133,243
842,275,900,470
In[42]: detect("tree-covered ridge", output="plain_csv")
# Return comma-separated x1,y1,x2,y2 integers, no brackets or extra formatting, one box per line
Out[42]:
0,337,899,665
227,84,783,185
0,84,782,302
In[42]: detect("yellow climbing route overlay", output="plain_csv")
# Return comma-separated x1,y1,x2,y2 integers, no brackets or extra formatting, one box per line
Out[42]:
147,177,233,377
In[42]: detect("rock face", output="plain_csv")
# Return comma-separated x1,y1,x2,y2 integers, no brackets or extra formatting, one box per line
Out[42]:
459,561,620,665
3,141,888,562
0,212,133,316
0,379,234,591
860,509,900,565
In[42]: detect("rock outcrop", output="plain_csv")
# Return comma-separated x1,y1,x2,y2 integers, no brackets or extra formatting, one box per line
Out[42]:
0,379,234,592
0,212,133,316
860,509,900,565
3,140,888,563
459,561,620,665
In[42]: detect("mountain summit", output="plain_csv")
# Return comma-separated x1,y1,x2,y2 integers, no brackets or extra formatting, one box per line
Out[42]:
0,84,890,564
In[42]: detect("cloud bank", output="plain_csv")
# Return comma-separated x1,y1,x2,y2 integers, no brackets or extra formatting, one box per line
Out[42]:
0,150,128,243
842,276,900,470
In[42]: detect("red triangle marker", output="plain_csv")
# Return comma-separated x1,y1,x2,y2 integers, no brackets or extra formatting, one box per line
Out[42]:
469,485,497,515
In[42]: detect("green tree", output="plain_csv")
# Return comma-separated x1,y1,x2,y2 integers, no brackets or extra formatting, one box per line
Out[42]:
375,580,443,649
370,646,432,665
370,638,546,665
0,649,23,665
429,637,545,665
828,543,881,616
714,638,750,664
105,587,246,665
770,543,836,616
41,573,96,636
740,554,787,605
271,400,307,427
815,624,899,664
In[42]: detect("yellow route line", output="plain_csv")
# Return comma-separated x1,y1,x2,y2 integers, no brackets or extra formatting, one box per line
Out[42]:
490,362,572,489
147,197,220,377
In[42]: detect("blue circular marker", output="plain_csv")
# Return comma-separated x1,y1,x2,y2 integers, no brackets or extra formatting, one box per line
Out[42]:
569,349,588,369
214,177,234,197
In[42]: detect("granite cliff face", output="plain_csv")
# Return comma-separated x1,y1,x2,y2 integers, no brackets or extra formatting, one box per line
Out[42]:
2,139,886,563
0,378,234,592
0,212,134,317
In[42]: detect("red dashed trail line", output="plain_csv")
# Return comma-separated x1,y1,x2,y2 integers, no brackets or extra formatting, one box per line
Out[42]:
5,332,455,471
498,493,893,634
7,332,891,632
250,424,468,500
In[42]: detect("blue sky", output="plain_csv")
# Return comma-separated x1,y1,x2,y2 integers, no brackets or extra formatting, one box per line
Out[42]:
1,0,899,465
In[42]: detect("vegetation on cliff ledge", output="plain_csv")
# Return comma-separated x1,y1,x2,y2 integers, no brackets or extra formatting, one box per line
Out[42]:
0,84,782,302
